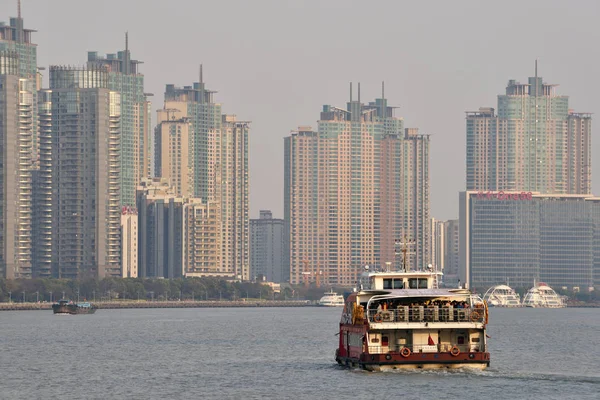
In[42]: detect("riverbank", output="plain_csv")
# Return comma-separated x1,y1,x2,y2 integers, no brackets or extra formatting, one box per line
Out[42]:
0,299,316,311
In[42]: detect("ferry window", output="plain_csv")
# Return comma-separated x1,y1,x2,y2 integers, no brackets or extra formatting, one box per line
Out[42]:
383,279,392,289
393,279,403,289
409,278,428,289
382,336,389,346
458,336,465,345
471,337,480,343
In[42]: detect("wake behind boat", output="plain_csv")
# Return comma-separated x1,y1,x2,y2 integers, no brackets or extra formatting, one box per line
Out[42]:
52,299,97,315
319,290,345,307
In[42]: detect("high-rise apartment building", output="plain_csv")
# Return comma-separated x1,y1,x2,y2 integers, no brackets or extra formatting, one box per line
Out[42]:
285,84,430,286
0,9,38,156
220,115,250,281
0,9,37,279
49,65,121,279
250,210,285,283
381,128,430,271
466,64,591,194
87,36,151,207
161,71,250,280
182,198,222,277
0,50,34,278
154,107,194,197
121,206,138,278
431,218,459,285
32,89,52,277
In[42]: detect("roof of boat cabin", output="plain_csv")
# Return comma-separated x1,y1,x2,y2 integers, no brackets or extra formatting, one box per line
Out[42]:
357,288,472,298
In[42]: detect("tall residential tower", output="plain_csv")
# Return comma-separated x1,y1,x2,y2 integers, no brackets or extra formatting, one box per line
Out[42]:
466,64,591,194
285,84,430,286
87,36,151,207
0,6,37,278
49,65,121,278
162,69,250,280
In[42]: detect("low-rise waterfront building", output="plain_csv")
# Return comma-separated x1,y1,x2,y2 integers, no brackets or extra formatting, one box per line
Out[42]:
459,191,600,291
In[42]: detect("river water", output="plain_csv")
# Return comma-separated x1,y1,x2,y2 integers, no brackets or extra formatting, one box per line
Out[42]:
0,307,598,399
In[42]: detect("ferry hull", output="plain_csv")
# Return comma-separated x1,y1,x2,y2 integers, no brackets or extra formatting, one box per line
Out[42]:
52,304,97,315
336,351,490,371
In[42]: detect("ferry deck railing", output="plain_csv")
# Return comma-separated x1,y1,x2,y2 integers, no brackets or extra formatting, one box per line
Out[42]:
367,306,486,324
367,343,484,354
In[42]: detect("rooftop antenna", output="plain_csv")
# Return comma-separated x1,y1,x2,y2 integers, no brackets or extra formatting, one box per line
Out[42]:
199,64,204,103
534,59,538,96
349,82,352,102
381,81,385,117
18,0,21,19
358,82,361,104
124,31,129,74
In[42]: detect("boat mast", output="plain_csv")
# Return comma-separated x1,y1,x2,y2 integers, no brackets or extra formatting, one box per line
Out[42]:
395,235,415,272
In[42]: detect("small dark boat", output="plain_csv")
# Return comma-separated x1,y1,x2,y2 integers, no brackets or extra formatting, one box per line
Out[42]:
52,299,97,315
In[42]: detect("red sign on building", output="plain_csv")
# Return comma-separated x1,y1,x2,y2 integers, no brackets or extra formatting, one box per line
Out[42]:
476,191,533,201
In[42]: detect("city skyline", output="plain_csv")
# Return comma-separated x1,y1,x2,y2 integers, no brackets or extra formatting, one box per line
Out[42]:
2,0,599,221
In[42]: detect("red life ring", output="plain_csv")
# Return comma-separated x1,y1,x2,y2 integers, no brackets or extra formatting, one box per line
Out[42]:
374,313,383,323
400,347,411,358
450,346,460,357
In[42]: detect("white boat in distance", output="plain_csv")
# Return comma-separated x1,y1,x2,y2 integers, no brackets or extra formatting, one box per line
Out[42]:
483,285,522,307
319,290,345,307
522,283,565,308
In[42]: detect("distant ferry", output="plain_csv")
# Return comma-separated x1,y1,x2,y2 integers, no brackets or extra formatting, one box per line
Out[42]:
522,283,565,308
319,290,345,307
483,285,522,307
52,299,97,315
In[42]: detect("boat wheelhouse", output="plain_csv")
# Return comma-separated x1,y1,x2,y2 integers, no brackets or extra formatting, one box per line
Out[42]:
483,285,522,307
335,265,490,371
522,283,565,308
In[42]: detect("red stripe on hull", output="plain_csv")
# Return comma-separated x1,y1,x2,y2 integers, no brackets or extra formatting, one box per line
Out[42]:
336,351,490,369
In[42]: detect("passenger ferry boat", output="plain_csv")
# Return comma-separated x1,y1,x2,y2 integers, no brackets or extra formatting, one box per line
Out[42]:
319,290,345,307
522,283,565,308
52,299,97,315
483,285,522,307
335,242,490,371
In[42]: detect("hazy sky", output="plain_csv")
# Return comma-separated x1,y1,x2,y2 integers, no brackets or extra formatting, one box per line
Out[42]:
3,0,600,220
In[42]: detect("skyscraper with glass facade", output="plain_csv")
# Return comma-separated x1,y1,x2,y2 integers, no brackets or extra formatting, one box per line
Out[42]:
87,36,151,207
49,65,122,279
459,191,600,291
466,66,591,194
284,84,430,286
